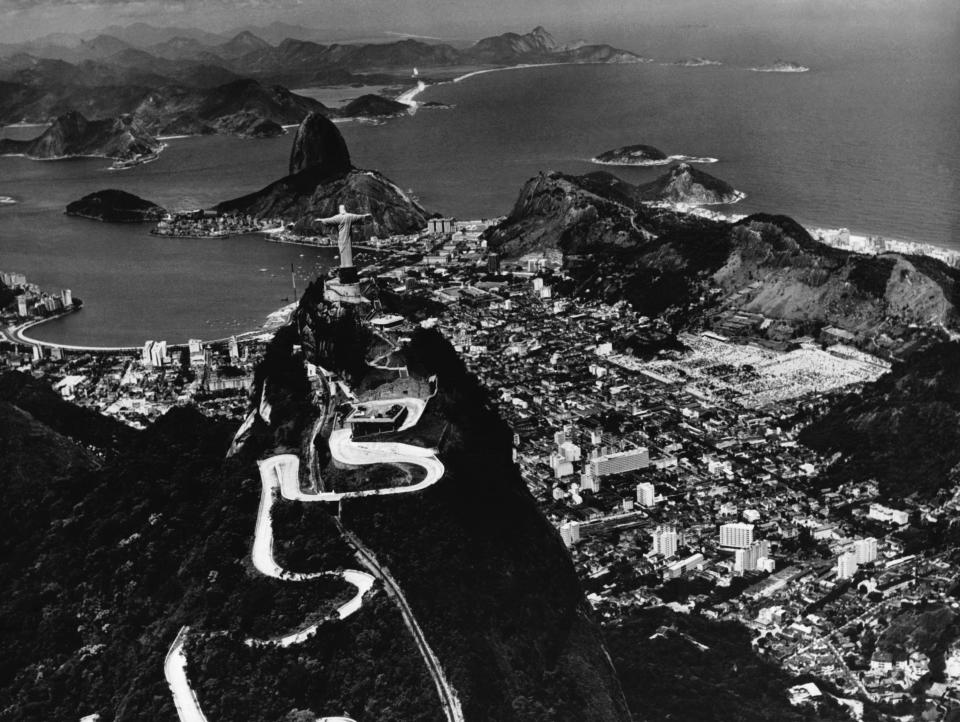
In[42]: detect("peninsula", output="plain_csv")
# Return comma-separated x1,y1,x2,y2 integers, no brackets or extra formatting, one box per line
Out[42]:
0,111,161,162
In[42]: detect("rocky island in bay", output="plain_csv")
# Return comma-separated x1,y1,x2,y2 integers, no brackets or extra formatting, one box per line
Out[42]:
592,144,718,167
65,189,166,223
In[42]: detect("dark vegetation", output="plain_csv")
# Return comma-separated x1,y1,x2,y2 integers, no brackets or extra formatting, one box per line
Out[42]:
0,388,310,720
65,188,166,223
186,592,444,722
335,328,631,722
800,341,960,499
489,170,960,348
606,608,856,721
0,363,447,720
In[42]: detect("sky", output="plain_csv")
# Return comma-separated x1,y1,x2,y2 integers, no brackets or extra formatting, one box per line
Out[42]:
0,0,957,48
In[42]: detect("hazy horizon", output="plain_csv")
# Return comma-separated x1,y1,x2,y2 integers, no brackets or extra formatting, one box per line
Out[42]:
1,0,957,55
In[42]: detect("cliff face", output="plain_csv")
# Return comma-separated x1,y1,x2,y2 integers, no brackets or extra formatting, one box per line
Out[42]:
287,111,351,176
485,171,651,258
217,111,428,236
0,110,160,160
65,188,166,223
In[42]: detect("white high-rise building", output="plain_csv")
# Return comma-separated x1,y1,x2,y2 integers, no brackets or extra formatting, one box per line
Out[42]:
188,338,205,367
651,524,679,559
734,540,771,573
228,336,240,361
560,521,580,548
720,522,755,549
636,482,656,507
149,340,167,367
589,447,650,477
559,441,582,462
143,340,155,365
580,472,599,493
61,289,72,307
837,551,859,579
17,296,28,317
855,537,878,565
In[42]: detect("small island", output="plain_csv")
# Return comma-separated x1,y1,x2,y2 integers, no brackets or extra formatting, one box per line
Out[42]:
751,59,810,73
66,189,167,223
340,94,411,119
669,57,723,67
592,144,718,167
594,144,668,165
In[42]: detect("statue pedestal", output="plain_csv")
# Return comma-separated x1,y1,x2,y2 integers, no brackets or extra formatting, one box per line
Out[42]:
323,279,366,305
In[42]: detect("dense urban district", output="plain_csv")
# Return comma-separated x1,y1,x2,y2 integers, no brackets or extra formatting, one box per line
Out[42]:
5,199,960,722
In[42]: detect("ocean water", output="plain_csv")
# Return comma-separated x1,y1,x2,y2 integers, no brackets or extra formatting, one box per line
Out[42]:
1,30,957,346
0,134,337,346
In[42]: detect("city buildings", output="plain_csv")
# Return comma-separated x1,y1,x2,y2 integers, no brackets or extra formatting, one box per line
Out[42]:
734,539,771,574
636,482,656,507
855,537,878,565
719,522,755,549
651,524,679,559
837,550,859,579
589,447,650,478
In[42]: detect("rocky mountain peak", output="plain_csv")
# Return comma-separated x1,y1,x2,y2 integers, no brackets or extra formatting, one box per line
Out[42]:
287,111,352,177
529,26,558,50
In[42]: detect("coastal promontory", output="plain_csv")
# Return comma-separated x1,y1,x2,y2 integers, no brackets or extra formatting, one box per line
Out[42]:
0,111,161,161
636,163,743,205
217,110,428,237
65,189,166,223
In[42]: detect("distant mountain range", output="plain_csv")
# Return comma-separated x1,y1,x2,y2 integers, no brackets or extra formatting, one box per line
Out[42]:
0,26,644,137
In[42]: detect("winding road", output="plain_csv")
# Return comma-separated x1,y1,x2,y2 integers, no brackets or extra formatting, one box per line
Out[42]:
165,369,463,722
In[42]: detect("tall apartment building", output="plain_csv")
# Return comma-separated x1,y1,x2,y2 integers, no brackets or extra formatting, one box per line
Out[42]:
636,482,656,507
734,539,771,573
837,550,859,579
719,522,755,549
560,521,581,548
651,524,679,559
855,537,878,564
589,447,650,477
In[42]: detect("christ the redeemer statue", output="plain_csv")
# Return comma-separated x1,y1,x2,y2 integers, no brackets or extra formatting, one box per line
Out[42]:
315,205,371,284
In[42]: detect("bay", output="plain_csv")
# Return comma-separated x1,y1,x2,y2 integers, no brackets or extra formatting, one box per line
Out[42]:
1,30,957,346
